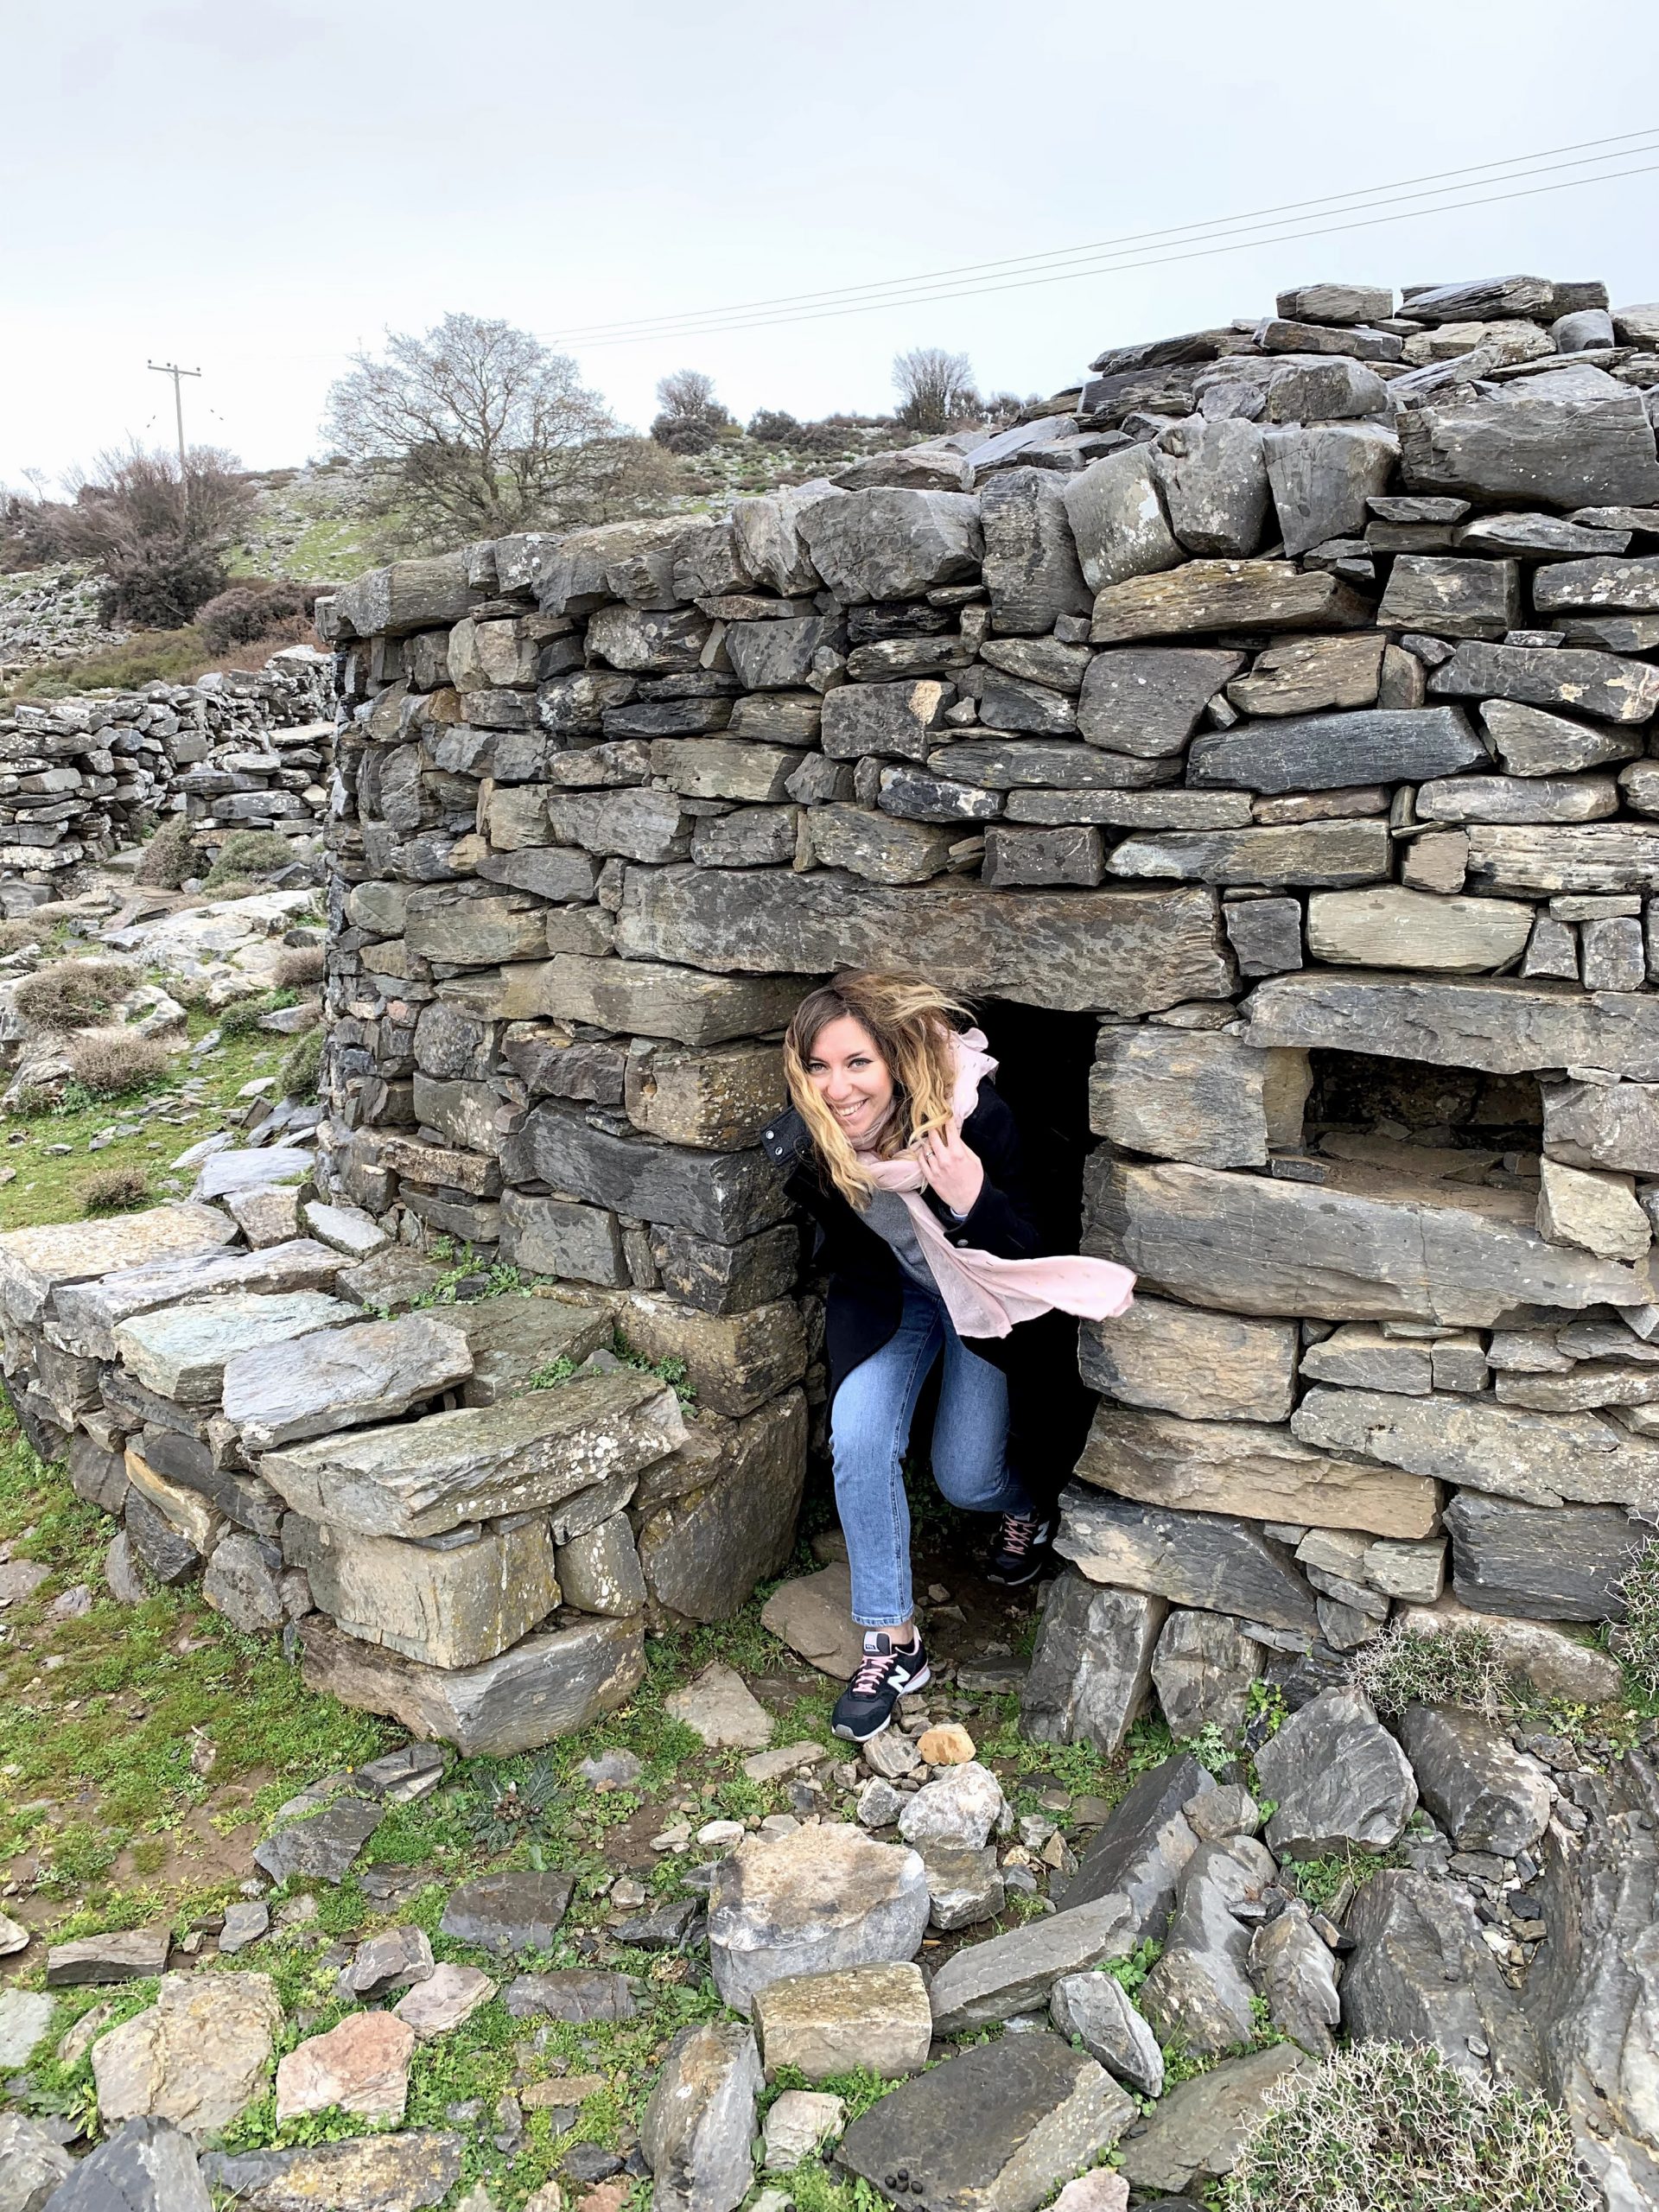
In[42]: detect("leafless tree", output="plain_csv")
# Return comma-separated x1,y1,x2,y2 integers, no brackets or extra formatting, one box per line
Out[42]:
893,346,980,433
322,313,617,543
651,368,731,452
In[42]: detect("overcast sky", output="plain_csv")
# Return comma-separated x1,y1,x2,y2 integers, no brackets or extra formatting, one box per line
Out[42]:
5,0,1659,491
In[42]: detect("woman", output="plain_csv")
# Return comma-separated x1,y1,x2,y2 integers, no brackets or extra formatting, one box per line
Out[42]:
760,971,1137,1744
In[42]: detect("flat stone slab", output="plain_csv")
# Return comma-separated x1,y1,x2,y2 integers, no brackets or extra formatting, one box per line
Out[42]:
200,2130,466,2210
503,1968,638,2022
447,1294,612,1406
837,2032,1135,2212
221,1315,474,1450
48,1238,346,1360
92,1970,283,2138
753,1963,933,2083
284,1510,560,1671
926,1894,1137,2034
41,2116,211,2212
1252,1688,1417,1858
1116,2045,1312,2196
0,1202,235,1326
47,1923,171,1985
1056,1487,1318,1633
299,1610,645,1756
275,2010,415,2123
760,1562,865,1678
253,1794,384,1885
393,1961,496,2039
0,1986,54,2067
709,1822,931,2012
667,1660,775,1749
440,1870,575,1954
618,865,1231,1017
114,1291,356,1405
258,1370,685,1537
301,1198,389,1260
193,1146,313,1201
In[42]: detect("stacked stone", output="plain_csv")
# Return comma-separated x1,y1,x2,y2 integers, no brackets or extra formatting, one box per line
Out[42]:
0,647,333,893
308,268,1659,1748
0,1173,717,1753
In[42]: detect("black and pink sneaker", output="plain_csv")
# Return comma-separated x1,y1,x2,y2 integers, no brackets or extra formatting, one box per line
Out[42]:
832,1630,931,1743
985,1512,1055,1588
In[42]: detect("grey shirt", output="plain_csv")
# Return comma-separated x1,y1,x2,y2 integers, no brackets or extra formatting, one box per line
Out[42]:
861,1185,963,1294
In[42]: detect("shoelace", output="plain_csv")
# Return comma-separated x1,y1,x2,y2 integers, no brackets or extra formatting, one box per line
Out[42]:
998,1515,1043,1558
851,1642,909,1695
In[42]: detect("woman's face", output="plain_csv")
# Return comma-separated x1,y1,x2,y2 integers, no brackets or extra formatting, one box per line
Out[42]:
804,1014,894,1144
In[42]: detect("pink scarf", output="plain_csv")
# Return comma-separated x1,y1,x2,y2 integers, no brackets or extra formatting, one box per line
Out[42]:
854,1027,1136,1340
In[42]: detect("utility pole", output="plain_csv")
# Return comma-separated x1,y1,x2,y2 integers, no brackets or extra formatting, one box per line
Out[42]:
147,359,200,480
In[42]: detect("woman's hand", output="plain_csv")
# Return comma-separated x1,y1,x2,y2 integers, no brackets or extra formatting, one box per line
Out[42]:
914,1121,985,1217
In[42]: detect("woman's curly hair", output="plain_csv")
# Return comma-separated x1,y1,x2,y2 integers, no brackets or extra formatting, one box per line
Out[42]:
783,969,971,1206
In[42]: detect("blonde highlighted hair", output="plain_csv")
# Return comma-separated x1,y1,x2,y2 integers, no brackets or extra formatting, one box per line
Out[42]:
783,969,970,1205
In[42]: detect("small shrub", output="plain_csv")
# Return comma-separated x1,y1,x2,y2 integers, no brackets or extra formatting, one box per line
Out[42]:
12,959,137,1031
196,580,329,652
273,944,325,988
747,407,802,443
216,996,270,1038
133,816,196,889
65,1031,168,1099
1225,2039,1595,2212
0,917,48,955
98,538,226,629
202,830,297,888
201,877,260,901
81,1166,150,1216
1611,1530,1659,1697
1347,1620,1521,1719
277,1025,324,1099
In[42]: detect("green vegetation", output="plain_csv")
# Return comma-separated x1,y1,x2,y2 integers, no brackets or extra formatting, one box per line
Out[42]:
1225,2040,1596,2212
3,628,218,702
133,815,196,889
203,829,300,888
1349,1620,1522,1719
277,1022,325,1098
1612,1535,1659,1699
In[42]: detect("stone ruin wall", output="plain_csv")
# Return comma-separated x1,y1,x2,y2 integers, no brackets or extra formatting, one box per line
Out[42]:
0,646,334,900
13,267,1656,1772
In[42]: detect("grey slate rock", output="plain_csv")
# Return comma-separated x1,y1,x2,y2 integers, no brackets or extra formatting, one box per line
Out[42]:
1398,1704,1552,1854
1430,638,1659,723
1140,1840,1273,2056
1062,445,1183,591
978,467,1092,635
1049,1969,1164,2094
926,1893,1136,2033
43,1925,164,1986
252,1795,384,1886
1056,1487,1319,1634
1075,647,1245,756
1058,1752,1211,1936
1376,555,1522,639
1020,1571,1164,1753
198,2130,466,2211
1115,2046,1311,2198
1263,421,1397,556
1249,1901,1341,2058
1340,1868,1541,2088
123,1491,200,1586
920,1845,1005,1932
1187,704,1485,793
440,1870,575,1954
836,2032,1135,2212
1445,1494,1637,1621
503,1968,638,2021
501,1103,787,1245
42,2117,211,2212
795,489,982,603
220,1316,474,1451
1150,418,1270,556
1251,1687,1417,1856
0,2109,73,2208
639,2020,762,2212
1397,362,1659,509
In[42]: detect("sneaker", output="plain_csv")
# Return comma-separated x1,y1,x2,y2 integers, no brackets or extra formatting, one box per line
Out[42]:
831,1630,931,1744
985,1512,1054,1588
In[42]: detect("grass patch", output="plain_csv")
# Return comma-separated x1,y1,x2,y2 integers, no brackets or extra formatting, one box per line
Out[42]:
3,629,213,701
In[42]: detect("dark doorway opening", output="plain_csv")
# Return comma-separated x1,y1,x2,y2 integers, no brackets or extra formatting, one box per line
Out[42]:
973,997,1100,1250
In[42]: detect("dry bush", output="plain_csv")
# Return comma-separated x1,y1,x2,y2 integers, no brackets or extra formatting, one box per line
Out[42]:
13,959,137,1031
196,580,331,652
278,1024,324,1099
134,816,196,889
1611,1529,1659,1697
1347,1620,1522,1719
1226,2040,1595,2212
66,1030,168,1098
273,944,325,988
81,1166,150,1216
202,830,296,889
0,917,49,955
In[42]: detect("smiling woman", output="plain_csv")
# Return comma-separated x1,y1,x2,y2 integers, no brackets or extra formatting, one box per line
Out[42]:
763,971,1135,1743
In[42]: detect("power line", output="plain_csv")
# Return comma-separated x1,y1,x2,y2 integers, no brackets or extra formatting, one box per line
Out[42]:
542,126,1658,346
147,359,200,474
537,143,1659,353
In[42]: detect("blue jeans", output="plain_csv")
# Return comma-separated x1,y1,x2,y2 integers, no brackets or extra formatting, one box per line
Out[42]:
832,1282,1034,1628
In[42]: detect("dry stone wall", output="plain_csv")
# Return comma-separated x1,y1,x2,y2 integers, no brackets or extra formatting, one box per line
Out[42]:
302,271,1659,1743
0,647,333,896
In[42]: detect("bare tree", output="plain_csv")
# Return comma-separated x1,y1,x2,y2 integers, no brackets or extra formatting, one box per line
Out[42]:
322,313,616,543
651,368,731,452
893,346,980,433
24,447,253,626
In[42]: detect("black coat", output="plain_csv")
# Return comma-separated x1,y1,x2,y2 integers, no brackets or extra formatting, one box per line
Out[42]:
759,1077,1096,1516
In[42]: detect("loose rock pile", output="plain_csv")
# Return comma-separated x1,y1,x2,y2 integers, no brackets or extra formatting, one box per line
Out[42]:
0,648,332,892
